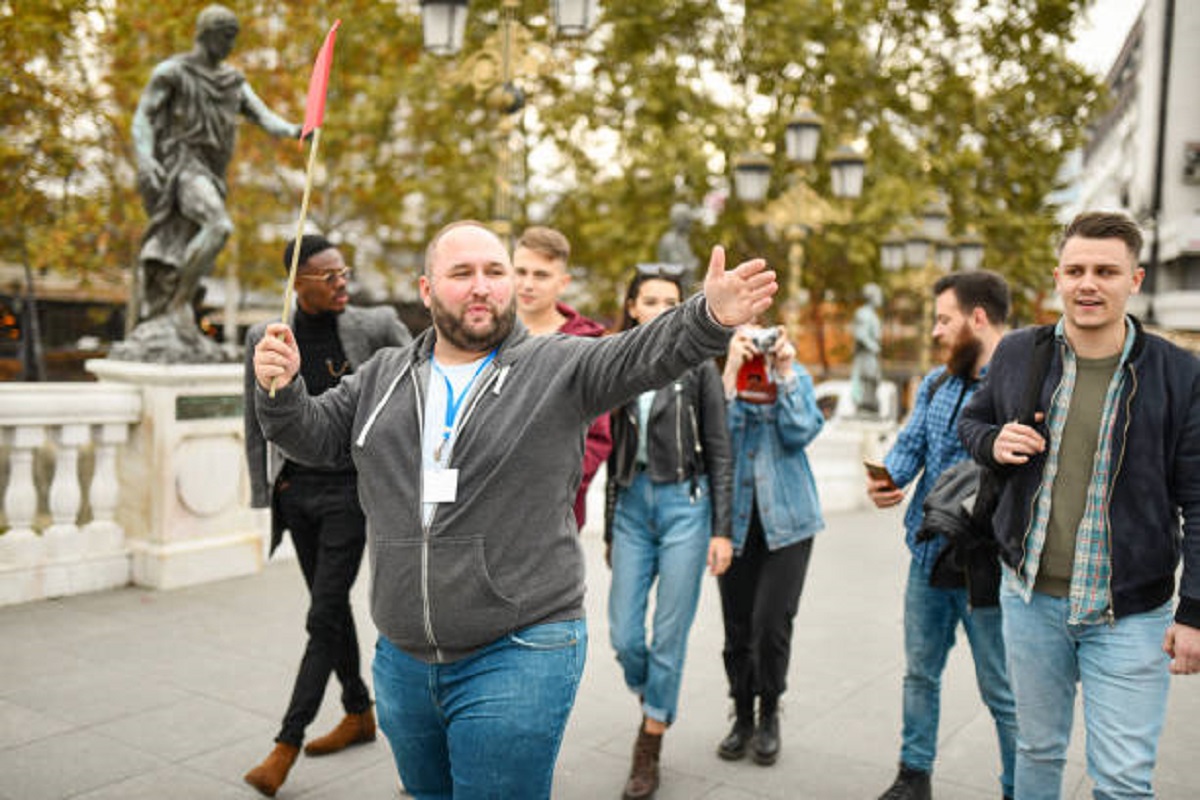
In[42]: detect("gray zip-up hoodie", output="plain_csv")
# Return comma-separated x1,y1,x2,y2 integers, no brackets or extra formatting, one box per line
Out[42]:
256,294,733,663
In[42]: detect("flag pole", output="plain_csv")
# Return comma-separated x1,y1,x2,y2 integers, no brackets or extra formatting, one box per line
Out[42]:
281,126,322,321
270,19,340,398
269,129,321,398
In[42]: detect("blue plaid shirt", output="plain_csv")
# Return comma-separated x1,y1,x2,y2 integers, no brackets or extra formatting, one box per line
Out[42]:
885,366,983,574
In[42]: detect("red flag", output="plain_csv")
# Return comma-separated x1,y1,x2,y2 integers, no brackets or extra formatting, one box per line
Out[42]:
300,20,341,141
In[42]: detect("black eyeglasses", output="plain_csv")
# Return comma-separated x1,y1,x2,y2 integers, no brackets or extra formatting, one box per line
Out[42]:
297,266,352,286
636,262,687,278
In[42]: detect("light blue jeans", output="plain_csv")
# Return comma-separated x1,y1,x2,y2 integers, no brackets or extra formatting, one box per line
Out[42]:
609,472,711,725
1000,584,1172,800
902,559,1016,797
373,620,586,800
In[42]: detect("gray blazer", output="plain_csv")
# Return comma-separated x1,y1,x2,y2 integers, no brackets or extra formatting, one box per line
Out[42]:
243,304,412,514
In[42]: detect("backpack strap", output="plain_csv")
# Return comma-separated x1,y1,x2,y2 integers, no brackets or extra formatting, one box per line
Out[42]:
1018,324,1056,425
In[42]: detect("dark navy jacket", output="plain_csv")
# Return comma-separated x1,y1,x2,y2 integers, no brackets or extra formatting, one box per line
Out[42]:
958,319,1200,627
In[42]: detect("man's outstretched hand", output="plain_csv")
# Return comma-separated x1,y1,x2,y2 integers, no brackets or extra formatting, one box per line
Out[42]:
702,246,777,327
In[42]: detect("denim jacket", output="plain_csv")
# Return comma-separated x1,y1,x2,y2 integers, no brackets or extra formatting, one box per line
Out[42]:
726,364,825,555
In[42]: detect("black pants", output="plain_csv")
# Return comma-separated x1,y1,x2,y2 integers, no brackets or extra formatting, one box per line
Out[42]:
718,503,814,707
274,469,371,746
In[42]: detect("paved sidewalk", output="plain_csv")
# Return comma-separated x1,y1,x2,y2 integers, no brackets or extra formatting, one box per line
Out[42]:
1,505,1197,799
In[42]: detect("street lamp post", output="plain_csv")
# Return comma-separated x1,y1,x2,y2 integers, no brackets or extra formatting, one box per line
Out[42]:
732,105,866,369
894,198,988,372
418,0,601,235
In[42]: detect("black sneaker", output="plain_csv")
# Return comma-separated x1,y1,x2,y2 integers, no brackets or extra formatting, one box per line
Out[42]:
878,764,931,800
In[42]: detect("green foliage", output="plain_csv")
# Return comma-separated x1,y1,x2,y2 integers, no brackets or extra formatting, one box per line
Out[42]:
5,0,1104,329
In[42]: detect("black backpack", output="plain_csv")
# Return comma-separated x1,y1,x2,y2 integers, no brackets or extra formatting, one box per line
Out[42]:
917,326,1055,606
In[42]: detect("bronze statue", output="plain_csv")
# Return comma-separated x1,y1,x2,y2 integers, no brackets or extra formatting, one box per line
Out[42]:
656,202,700,288
113,4,299,362
850,282,883,416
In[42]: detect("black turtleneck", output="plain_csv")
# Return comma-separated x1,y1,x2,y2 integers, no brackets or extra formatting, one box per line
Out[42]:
293,307,351,397
286,307,355,477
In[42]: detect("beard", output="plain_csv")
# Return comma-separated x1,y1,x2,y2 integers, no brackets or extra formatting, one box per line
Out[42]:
945,327,983,379
430,292,517,354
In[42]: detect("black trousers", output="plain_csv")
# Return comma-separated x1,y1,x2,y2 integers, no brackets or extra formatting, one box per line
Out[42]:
274,469,371,746
718,502,814,708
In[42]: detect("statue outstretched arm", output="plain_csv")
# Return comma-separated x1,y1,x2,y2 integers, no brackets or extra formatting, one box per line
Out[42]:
240,83,302,140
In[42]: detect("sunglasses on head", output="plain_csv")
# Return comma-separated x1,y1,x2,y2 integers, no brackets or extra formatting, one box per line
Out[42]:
636,262,686,278
297,266,352,286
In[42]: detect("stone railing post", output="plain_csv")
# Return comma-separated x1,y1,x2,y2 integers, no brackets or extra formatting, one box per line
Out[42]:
84,422,129,555
1,425,46,567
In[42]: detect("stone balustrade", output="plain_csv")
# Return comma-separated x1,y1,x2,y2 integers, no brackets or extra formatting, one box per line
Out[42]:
0,383,142,605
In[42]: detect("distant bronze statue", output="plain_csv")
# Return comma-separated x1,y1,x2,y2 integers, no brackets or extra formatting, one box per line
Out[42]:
850,282,883,416
656,202,700,287
113,4,300,362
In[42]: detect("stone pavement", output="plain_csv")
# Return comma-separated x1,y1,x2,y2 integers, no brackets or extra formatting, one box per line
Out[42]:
1,504,1197,799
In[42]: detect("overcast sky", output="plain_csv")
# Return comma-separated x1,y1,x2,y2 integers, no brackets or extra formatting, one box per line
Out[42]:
1069,0,1144,76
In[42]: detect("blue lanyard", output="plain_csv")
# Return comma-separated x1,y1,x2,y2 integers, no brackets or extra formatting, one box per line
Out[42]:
433,351,496,456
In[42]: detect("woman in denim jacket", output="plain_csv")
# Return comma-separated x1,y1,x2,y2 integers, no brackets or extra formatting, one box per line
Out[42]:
715,322,825,767
604,266,734,800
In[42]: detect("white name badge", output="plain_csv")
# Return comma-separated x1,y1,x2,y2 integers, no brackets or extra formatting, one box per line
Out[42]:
423,468,459,504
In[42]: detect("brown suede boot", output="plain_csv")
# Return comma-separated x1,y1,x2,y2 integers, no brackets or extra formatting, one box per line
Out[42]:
303,708,376,756
621,724,663,799
244,742,299,797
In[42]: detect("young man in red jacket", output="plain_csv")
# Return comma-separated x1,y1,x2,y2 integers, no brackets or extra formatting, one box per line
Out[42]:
514,226,612,530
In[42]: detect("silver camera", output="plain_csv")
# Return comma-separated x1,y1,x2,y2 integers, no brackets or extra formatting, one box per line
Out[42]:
749,328,779,353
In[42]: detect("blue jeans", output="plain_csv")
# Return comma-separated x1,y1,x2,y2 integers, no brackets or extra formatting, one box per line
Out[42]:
1000,584,1172,800
902,559,1016,797
373,620,586,800
609,472,711,725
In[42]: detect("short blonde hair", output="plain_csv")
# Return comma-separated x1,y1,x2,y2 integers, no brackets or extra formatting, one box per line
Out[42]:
515,226,570,265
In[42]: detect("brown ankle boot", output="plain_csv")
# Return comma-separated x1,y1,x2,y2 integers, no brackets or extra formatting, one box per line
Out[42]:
303,708,377,756
244,742,299,797
622,724,663,799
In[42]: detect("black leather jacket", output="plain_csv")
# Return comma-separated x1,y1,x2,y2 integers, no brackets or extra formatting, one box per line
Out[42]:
604,360,732,543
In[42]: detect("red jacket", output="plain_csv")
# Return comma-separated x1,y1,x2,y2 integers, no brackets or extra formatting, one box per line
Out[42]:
556,302,613,529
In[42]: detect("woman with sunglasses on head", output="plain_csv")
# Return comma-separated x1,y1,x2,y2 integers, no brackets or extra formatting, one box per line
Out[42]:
714,318,825,769
604,263,734,800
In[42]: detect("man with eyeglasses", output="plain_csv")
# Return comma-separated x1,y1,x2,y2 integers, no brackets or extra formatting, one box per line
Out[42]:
242,234,411,796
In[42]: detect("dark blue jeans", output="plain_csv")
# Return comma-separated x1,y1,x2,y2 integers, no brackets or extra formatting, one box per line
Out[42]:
374,620,586,800
274,469,371,746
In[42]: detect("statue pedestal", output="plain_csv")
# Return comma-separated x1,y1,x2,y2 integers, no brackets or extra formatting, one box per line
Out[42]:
809,417,898,513
86,359,268,589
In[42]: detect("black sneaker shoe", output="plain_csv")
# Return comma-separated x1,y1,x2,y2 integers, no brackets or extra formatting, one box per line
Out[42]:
716,719,754,760
878,764,931,800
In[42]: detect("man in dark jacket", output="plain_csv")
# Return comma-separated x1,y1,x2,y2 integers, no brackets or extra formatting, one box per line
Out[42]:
959,211,1200,800
514,225,612,530
250,220,775,800
242,235,410,796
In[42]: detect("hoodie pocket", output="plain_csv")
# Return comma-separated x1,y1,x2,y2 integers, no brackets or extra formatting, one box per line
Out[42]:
427,535,520,652
370,539,429,651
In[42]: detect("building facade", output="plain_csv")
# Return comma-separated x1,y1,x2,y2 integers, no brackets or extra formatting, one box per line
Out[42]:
1063,0,1200,330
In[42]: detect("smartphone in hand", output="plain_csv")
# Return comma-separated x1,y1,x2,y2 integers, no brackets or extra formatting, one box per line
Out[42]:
863,460,897,492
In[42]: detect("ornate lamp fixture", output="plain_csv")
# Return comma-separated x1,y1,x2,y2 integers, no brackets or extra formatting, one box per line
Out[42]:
732,151,773,203
419,0,469,56
828,143,866,200
956,228,985,271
